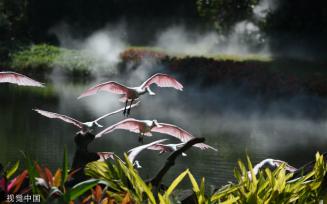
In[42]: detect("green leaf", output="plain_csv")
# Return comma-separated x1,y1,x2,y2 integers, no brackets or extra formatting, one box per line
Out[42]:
21,152,37,194
188,171,200,193
64,179,100,202
6,161,19,179
165,169,189,198
123,154,156,204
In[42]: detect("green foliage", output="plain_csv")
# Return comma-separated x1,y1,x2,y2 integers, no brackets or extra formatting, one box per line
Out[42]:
3,147,327,203
196,0,258,32
63,179,101,202
5,161,19,179
85,154,156,203
121,46,270,62
211,152,327,203
10,44,94,74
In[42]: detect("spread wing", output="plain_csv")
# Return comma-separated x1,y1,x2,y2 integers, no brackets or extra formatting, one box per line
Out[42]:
33,109,83,129
140,73,183,90
147,143,173,153
0,71,44,87
152,123,217,151
78,81,130,99
95,118,142,138
127,139,168,163
193,143,218,151
93,101,140,123
151,123,194,142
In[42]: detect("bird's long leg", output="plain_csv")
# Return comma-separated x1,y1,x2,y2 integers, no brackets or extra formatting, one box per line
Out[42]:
123,100,128,116
127,99,134,116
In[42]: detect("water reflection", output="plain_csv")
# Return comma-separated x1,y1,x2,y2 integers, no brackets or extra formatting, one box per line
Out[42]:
1,78,327,189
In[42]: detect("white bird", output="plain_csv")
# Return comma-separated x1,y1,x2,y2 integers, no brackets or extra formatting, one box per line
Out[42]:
248,158,297,180
0,71,44,87
33,102,139,133
95,118,217,151
78,73,183,116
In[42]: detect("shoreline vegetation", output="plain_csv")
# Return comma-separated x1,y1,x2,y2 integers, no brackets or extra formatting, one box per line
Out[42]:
1,150,327,203
2,44,327,97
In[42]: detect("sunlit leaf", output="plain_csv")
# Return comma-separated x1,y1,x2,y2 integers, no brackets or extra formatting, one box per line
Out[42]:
6,161,20,179
165,169,189,198
64,179,100,202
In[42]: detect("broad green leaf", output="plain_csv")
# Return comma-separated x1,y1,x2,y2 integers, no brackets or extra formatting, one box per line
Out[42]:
64,179,100,201
165,169,189,198
123,154,156,204
188,171,200,193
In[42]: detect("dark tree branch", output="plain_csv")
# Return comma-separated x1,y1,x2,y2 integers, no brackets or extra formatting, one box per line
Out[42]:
149,137,205,188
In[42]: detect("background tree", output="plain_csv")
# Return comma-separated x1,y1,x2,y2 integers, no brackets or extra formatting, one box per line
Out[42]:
196,0,258,33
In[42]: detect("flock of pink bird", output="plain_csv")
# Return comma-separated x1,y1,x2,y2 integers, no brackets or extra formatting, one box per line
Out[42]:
0,71,217,166
1,71,297,174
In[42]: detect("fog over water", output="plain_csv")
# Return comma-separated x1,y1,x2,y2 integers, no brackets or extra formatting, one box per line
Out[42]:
1,62,327,188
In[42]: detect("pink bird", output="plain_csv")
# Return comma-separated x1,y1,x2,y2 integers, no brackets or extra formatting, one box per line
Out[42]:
0,71,44,87
128,139,168,164
147,142,188,156
97,152,115,161
128,139,192,165
95,118,217,151
33,102,139,133
78,73,183,116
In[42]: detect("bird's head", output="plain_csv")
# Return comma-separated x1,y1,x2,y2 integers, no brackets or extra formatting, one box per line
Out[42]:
83,121,103,130
152,120,163,128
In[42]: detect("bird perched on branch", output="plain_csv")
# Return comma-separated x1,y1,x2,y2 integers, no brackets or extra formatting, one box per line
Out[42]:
0,71,44,87
33,102,139,134
95,118,217,151
78,73,183,116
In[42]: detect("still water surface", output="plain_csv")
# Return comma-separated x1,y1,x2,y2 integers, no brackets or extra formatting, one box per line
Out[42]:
1,74,327,189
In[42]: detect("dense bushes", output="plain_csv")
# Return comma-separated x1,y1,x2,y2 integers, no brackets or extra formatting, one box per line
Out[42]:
9,44,93,76
121,47,327,97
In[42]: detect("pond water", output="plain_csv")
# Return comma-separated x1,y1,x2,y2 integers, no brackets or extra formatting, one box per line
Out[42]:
1,70,327,190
